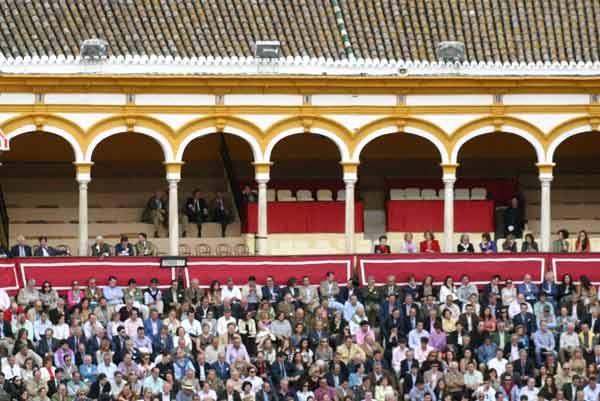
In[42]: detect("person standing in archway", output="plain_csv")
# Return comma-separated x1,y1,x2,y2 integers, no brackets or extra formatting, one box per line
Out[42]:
185,190,209,238
503,196,525,239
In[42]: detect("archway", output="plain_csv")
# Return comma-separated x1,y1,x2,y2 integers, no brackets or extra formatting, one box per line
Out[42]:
88,132,167,250
179,132,254,241
552,131,600,248
0,131,77,252
457,132,537,242
358,133,443,243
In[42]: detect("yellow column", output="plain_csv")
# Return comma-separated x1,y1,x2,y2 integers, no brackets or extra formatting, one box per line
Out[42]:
253,162,272,255
441,163,459,253
74,162,93,256
164,162,184,256
341,162,359,254
537,163,554,252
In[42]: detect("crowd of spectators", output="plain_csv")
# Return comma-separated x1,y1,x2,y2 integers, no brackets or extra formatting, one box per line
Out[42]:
0,269,599,401
374,230,592,255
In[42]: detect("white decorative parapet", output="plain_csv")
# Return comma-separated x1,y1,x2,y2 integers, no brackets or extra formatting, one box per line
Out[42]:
0,54,600,76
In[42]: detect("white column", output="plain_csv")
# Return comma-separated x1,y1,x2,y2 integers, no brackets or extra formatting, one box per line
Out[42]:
168,178,180,256
256,177,269,255
540,175,553,252
443,175,456,253
344,176,357,254
77,175,90,256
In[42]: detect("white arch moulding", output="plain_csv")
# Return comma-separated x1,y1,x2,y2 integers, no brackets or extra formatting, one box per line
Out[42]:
546,124,594,163
351,126,450,164
263,127,351,163
85,126,175,163
450,125,546,164
5,124,85,162
175,126,263,163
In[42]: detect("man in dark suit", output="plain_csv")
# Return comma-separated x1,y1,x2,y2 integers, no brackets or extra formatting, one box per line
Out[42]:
10,235,32,257
114,235,134,257
512,303,537,335
212,192,231,238
86,330,105,356
402,365,422,397
47,368,68,397
211,353,230,381
399,350,420,378
325,363,347,388
37,328,59,357
195,296,214,321
458,304,480,334
269,352,293,386
338,279,361,304
185,190,209,237
255,382,277,401
163,280,184,313
111,326,129,364
512,349,535,381
378,275,403,300
218,380,242,401
563,375,583,401
34,236,69,257
262,276,281,304
0,244,9,258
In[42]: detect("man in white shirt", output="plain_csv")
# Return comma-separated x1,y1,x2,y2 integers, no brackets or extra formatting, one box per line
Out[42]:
475,379,496,401
519,378,539,401
97,352,117,381
408,322,430,350
508,294,533,319
487,349,508,376
217,308,237,336
583,376,600,401
221,278,242,304
181,310,203,337
1,355,20,380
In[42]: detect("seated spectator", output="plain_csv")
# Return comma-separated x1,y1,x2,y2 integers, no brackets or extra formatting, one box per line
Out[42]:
34,236,69,257
420,231,440,253
0,243,9,258
142,190,166,238
134,232,158,256
575,230,591,252
501,234,517,253
521,233,539,253
553,229,570,253
10,234,32,257
374,235,391,254
479,233,497,253
90,235,111,257
457,234,474,253
402,232,417,253
241,185,258,203
114,235,134,257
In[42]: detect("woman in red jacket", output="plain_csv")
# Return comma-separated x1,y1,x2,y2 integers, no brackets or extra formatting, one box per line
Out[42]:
420,230,441,253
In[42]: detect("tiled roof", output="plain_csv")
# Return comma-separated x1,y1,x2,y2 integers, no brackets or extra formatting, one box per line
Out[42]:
0,0,598,64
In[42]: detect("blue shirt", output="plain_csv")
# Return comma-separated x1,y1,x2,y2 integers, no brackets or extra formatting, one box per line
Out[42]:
103,286,124,305
79,363,98,383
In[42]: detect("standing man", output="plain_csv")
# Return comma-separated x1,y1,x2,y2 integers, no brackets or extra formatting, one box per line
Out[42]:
143,190,166,238
212,192,231,238
503,196,525,239
185,190,208,238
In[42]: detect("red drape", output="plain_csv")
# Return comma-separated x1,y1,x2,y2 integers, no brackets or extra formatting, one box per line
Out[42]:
244,202,364,233
386,200,495,232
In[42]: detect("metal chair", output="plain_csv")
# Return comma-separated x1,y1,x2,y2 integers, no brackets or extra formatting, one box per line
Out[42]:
178,244,192,256
216,243,233,256
233,243,250,256
195,244,212,256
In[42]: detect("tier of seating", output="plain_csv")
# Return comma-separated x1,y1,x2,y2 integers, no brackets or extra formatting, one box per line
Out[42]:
3,177,244,255
522,174,600,236
267,188,346,202
389,187,487,200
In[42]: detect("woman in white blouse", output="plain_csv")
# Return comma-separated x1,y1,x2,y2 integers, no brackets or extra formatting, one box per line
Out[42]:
438,276,457,304
501,279,517,305
52,314,69,340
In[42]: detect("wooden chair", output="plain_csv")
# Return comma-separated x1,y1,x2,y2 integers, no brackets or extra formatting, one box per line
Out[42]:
216,243,233,256
178,244,192,256
234,243,250,256
195,244,212,257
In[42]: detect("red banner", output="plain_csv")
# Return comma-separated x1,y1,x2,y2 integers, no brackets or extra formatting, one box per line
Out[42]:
551,255,600,284
185,256,354,287
17,258,174,291
358,254,546,286
0,261,20,293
